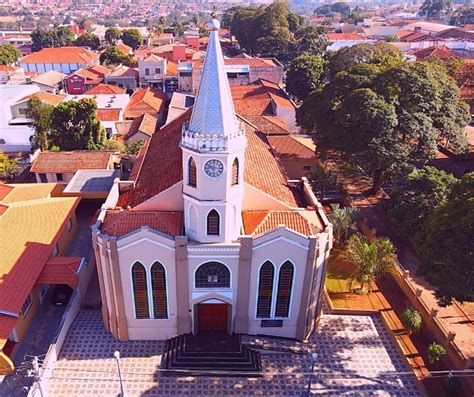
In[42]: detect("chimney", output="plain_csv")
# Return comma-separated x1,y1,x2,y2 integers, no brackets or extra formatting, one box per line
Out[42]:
172,45,186,63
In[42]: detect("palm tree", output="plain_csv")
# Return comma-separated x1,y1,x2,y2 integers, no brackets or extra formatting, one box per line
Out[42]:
344,233,397,293
330,204,360,245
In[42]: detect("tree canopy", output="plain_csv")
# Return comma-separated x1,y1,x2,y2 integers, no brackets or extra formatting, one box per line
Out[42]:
385,167,458,237
297,62,470,192
27,97,54,150
416,173,474,306
0,44,21,65
75,32,100,50
99,46,134,67
105,27,122,45
328,42,403,78
315,2,351,16
420,0,452,19
121,29,142,50
225,3,328,59
31,27,74,51
285,55,325,101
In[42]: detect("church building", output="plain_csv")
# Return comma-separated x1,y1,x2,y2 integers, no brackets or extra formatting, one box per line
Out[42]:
92,17,333,342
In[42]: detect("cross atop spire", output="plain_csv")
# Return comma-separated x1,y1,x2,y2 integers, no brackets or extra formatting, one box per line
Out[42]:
187,15,239,138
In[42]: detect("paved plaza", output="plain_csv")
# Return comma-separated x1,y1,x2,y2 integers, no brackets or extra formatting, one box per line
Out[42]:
46,310,422,396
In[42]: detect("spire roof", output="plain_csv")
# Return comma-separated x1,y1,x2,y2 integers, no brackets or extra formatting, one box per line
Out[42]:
187,18,239,137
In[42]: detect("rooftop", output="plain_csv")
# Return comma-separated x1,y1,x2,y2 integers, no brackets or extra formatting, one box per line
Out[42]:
124,87,166,119
20,47,99,64
83,84,126,95
31,151,114,174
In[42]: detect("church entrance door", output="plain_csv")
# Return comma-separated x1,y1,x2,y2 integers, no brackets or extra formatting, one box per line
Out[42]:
198,302,228,332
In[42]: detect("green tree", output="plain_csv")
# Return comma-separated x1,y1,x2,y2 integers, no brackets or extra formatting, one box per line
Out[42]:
328,42,403,78
293,26,330,57
121,28,142,50
26,97,54,150
0,151,19,180
400,307,422,334
31,27,74,51
329,204,360,245
105,27,122,45
385,167,458,238
49,99,105,150
0,44,21,65
286,55,325,101
315,2,351,16
420,0,452,19
416,173,474,306
101,138,126,153
427,343,446,364
99,46,134,67
75,32,100,50
126,140,145,156
298,62,470,193
344,233,397,293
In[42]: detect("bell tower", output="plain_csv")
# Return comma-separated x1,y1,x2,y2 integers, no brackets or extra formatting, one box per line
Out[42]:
180,14,247,244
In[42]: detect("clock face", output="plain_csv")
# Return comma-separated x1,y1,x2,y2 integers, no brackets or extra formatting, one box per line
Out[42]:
204,159,224,177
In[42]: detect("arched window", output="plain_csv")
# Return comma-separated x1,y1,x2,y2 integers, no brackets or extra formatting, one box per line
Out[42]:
207,209,220,235
188,157,196,187
132,262,149,319
256,261,274,318
231,158,239,186
151,262,168,319
195,262,230,288
188,204,198,233
275,261,294,317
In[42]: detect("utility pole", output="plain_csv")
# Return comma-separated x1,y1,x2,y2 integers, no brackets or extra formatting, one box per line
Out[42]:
114,350,125,397
305,352,318,397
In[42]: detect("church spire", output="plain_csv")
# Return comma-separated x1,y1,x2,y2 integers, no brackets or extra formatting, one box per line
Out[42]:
187,14,239,137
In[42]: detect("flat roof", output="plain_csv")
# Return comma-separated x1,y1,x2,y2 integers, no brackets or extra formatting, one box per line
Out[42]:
64,169,120,193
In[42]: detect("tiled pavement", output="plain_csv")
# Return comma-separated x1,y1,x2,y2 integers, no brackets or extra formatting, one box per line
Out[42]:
47,310,422,396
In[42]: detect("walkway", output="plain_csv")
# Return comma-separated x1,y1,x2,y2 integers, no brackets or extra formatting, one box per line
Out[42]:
47,310,421,396
324,158,474,360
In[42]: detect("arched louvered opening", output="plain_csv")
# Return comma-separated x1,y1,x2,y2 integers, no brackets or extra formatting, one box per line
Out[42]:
195,262,230,288
132,262,149,319
256,261,274,318
231,157,239,186
188,157,197,187
275,261,294,317
207,209,220,235
151,262,168,319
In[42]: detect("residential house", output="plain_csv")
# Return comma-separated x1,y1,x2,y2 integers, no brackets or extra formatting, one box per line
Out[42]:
326,33,375,51
0,183,82,374
91,18,332,343
178,57,284,94
0,65,25,85
31,150,117,184
123,87,166,121
122,113,158,143
19,47,99,74
104,65,139,91
65,65,112,95
138,54,167,89
30,70,66,94
0,85,40,152
135,44,198,63
84,84,126,95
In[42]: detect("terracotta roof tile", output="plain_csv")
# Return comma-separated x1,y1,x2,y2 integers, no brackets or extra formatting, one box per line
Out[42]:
166,61,178,76
327,33,366,40
267,135,317,159
101,210,183,237
124,87,166,119
125,113,157,139
116,43,132,55
1,183,63,203
109,65,139,78
16,91,65,107
88,64,113,77
242,210,322,237
84,84,126,95
412,45,459,61
97,109,121,122
20,46,99,64
37,257,82,286
31,151,113,173
244,115,290,135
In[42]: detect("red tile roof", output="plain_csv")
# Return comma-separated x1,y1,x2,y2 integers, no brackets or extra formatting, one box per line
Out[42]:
166,61,178,76
244,115,290,135
117,110,303,208
36,257,82,286
31,151,113,173
125,113,157,139
97,109,121,122
101,210,183,236
84,84,126,95
242,210,322,236
116,43,132,55
327,33,366,40
411,45,459,61
20,47,99,64
124,87,166,119
267,135,317,160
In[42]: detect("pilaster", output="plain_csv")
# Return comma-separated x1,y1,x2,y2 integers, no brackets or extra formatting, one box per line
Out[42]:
175,236,191,334
234,236,253,334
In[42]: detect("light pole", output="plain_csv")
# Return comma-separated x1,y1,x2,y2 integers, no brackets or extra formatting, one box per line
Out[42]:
114,350,125,397
305,352,318,396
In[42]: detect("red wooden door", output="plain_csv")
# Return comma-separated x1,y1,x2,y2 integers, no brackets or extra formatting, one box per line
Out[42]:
198,303,228,332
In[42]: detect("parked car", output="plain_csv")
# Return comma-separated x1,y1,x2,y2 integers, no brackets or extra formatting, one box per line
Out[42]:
51,285,74,306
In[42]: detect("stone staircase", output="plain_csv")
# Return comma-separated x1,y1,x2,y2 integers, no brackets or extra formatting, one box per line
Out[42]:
163,333,262,377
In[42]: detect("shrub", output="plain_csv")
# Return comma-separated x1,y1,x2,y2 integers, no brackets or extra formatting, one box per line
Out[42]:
400,307,422,333
427,342,446,364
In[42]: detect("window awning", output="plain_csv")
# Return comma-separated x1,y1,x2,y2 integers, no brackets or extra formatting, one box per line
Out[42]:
36,257,83,286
